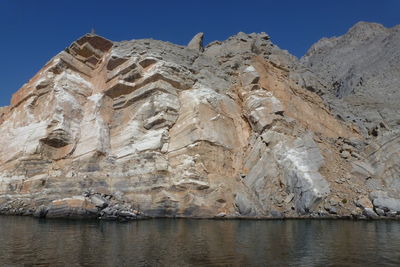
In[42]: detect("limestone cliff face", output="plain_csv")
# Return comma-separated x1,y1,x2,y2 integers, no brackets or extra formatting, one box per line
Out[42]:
0,26,398,219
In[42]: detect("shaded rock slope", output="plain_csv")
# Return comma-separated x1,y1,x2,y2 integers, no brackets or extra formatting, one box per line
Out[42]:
0,22,398,220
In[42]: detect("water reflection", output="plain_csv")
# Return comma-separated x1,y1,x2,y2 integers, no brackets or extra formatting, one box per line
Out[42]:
0,217,400,266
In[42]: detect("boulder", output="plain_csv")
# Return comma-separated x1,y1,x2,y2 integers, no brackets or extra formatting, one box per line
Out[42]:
363,208,378,219
373,197,400,213
355,196,373,209
90,194,109,209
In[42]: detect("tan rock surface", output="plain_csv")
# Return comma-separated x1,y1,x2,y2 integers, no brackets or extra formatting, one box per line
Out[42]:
0,31,393,219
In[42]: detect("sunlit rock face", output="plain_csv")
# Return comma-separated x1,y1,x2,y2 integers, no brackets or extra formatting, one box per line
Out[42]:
0,27,397,219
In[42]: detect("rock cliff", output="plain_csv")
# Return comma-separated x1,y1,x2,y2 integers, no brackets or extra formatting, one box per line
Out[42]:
0,22,398,220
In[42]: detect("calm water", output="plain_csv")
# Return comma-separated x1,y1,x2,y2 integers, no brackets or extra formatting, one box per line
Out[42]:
1,217,400,266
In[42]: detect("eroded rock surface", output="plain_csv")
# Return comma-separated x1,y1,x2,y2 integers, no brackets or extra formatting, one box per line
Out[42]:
0,24,399,220
301,22,400,219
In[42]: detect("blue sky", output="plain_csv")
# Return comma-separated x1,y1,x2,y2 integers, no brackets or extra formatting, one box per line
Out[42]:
1,0,399,106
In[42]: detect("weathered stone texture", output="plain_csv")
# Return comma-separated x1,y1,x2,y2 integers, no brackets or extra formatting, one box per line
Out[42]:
0,24,399,219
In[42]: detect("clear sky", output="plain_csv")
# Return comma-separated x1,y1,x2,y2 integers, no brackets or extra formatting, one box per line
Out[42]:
1,0,399,106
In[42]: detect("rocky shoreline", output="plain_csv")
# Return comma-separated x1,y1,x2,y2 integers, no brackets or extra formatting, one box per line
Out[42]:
0,191,145,222
1,189,400,221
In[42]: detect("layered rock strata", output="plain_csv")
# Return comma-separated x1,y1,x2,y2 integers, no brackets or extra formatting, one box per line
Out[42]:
0,24,398,220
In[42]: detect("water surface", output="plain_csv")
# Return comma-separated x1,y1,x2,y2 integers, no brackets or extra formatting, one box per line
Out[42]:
0,216,400,266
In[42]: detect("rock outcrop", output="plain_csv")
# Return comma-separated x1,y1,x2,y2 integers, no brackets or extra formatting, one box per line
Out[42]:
0,23,399,220
301,21,400,219
187,32,204,52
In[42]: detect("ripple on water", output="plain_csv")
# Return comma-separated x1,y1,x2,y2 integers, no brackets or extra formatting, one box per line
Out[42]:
0,217,400,266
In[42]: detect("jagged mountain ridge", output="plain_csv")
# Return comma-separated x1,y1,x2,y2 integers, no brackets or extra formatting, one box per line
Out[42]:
0,22,398,220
